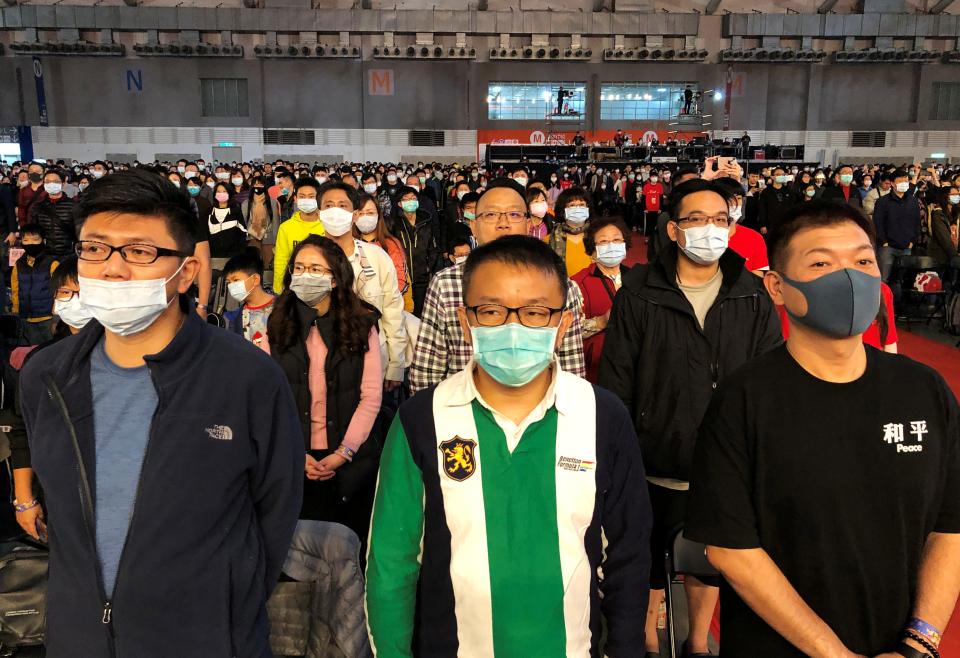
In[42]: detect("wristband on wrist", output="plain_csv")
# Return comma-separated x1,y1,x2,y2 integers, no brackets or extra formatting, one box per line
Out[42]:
904,631,941,658
13,499,38,513
907,618,943,647
335,445,355,462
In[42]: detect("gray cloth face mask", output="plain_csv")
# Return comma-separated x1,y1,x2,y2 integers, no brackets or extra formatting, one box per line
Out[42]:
781,268,881,337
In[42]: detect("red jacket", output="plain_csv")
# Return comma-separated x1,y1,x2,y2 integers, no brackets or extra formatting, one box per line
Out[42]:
17,185,46,228
571,263,631,383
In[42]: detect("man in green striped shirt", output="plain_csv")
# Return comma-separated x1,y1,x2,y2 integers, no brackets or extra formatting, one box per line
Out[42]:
366,225,653,657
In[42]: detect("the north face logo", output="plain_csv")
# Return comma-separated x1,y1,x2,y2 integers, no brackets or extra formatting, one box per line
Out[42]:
205,425,233,441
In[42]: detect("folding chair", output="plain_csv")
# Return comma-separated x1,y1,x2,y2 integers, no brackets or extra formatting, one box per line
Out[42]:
664,525,720,658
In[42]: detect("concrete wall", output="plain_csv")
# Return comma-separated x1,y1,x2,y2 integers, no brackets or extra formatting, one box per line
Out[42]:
5,56,960,132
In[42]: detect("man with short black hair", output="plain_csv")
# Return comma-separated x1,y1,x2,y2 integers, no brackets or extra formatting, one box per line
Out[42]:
874,169,923,281
273,177,326,292
758,166,798,237
822,165,863,210
600,179,782,657
19,169,302,657
410,179,587,392
30,168,76,259
687,200,960,658
367,235,652,657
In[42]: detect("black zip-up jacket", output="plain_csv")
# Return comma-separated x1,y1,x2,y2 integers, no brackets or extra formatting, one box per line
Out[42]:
30,195,77,259
392,209,442,286
598,246,783,480
18,301,303,658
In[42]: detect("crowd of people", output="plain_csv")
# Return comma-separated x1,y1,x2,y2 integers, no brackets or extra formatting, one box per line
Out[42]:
0,152,957,658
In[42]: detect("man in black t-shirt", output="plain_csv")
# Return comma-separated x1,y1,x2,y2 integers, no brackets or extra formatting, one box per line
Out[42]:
686,200,960,658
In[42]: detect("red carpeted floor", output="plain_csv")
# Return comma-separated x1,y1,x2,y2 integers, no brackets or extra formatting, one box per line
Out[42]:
898,330,960,657
625,238,960,655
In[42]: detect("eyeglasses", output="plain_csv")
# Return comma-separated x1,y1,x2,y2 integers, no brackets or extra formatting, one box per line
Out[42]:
475,211,527,224
595,239,626,247
76,240,190,265
289,263,332,276
54,288,78,302
675,214,731,228
467,304,564,328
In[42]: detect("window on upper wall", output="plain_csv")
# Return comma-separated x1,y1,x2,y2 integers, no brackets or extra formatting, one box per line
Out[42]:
930,82,960,121
487,82,586,121
600,82,699,121
200,78,249,118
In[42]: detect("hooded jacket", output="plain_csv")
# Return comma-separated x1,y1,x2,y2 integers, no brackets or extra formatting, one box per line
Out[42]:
598,246,783,480
18,302,303,658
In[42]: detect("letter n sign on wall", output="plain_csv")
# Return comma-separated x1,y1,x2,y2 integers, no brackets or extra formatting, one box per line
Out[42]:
126,69,143,92
368,69,394,96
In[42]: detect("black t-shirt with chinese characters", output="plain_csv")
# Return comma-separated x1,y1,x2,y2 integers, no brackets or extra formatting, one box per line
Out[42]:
686,345,960,657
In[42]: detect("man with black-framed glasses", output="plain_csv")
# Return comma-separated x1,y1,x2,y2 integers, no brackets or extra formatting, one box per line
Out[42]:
409,178,586,393
599,179,782,657
18,169,302,658
367,235,652,656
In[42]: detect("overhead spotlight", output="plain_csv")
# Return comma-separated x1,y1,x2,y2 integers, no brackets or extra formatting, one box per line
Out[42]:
698,49,708,58
663,49,675,59
565,49,572,56
575,49,583,57
168,44,180,54
782,49,794,59
651,49,662,59
625,50,634,57
769,49,782,60
373,46,380,56
584,49,592,56
550,48,559,57
511,49,518,56
197,44,208,54
638,48,649,58
677,49,689,58
754,49,768,60
614,49,623,58
420,47,429,56
434,46,442,56
407,46,415,56
894,50,907,60
524,48,533,57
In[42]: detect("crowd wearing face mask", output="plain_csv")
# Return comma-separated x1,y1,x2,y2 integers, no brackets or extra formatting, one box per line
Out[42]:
0,152,957,658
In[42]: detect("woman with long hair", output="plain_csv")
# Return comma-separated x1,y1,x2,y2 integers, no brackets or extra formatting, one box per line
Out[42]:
268,235,383,539
243,175,276,267
353,192,411,309
206,181,248,268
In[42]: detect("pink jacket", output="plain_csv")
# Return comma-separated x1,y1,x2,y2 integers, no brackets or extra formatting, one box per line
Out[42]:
306,326,382,451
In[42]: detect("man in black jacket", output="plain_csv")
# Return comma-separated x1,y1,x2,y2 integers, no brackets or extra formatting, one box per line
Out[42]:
599,179,782,658
30,168,77,259
19,170,302,658
758,167,798,236
820,165,863,211
874,169,922,282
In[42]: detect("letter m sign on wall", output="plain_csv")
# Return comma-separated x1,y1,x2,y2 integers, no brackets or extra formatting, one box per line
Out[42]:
368,69,394,96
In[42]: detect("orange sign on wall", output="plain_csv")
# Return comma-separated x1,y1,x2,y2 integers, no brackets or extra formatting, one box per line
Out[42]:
368,69,395,96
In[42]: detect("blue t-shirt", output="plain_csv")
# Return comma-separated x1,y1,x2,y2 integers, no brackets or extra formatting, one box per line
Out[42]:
90,339,158,596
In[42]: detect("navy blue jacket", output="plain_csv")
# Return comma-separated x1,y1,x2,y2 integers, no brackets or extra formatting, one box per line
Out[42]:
19,300,303,658
874,190,923,250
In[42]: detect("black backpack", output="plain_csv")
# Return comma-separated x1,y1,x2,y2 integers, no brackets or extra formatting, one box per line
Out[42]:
0,538,46,649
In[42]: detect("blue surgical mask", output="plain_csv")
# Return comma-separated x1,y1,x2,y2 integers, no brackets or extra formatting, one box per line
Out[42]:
781,268,881,337
840,174,854,185
471,323,558,387
596,242,627,268
565,206,590,224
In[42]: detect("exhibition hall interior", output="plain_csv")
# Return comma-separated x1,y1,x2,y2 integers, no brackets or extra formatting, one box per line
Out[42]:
1,0,960,655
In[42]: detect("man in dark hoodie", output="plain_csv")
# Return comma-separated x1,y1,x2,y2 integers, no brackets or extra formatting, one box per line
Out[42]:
19,169,302,658
599,179,782,658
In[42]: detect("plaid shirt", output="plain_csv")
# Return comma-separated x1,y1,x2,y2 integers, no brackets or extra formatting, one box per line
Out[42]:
409,262,587,393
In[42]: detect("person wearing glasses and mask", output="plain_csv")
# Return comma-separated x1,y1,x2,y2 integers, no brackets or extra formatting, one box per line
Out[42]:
17,169,302,658
409,179,587,394
549,188,595,277
268,235,382,541
367,235,652,657
599,179,782,658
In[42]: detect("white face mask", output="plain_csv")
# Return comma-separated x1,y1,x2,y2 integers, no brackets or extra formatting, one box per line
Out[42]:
895,182,911,193
54,295,94,330
78,260,186,336
729,205,743,223
316,176,328,185
215,172,230,181
565,206,590,225
227,275,252,303
514,177,528,188
387,174,397,184
355,213,379,234
231,177,243,187
453,255,468,265
457,190,469,200
596,243,627,268
177,166,186,175
363,183,378,194
529,201,549,218
679,224,729,265
44,182,62,196
297,198,318,214
91,170,105,179
289,273,333,307
319,206,355,236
